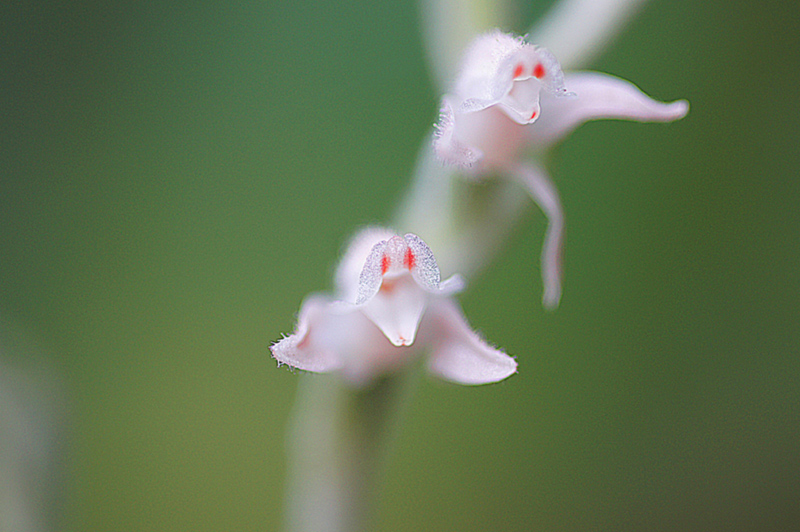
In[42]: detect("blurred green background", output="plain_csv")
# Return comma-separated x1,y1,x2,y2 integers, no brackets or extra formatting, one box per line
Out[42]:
2,0,798,530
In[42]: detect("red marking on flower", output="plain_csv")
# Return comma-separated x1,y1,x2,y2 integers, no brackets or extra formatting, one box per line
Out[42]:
380,279,396,294
381,255,390,275
533,63,545,79
513,63,524,79
530,110,537,120
404,248,416,270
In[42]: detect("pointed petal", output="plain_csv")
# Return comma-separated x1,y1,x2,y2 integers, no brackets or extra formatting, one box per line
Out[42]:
424,299,517,385
510,163,565,309
360,276,427,347
270,296,345,373
531,72,689,147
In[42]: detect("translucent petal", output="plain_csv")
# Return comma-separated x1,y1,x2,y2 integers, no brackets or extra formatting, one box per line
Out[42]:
355,239,388,305
336,227,396,303
404,233,441,290
530,71,689,148
424,299,518,385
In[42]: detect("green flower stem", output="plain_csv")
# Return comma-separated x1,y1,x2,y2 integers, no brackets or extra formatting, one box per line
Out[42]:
394,147,532,280
283,370,417,532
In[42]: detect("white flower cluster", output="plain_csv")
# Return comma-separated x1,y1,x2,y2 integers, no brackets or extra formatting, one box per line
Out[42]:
272,28,687,387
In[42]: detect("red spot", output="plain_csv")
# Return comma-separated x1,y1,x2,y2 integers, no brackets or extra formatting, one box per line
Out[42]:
380,280,396,294
513,63,524,79
404,248,416,270
530,110,537,120
533,63,545,79
380,255,390,275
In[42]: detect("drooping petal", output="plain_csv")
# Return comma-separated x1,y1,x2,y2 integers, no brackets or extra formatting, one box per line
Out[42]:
530,71,689,148
509,163,565,310
424,299,517,385
270,296,346,373
360,275,428,347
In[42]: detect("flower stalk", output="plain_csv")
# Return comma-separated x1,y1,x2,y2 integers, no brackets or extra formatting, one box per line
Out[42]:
283,372,416,532
276,1,690,530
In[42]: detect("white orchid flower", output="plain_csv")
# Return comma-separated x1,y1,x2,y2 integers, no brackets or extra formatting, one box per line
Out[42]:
433,29,688,309
271,228,517,387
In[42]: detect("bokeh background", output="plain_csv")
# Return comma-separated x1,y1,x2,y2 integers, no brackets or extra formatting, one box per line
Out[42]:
2,0,799,530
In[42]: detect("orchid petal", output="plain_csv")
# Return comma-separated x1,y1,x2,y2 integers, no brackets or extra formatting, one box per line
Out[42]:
404,233,441,290
454,30,527,105
333,306,412,386
360,275,428,347
434,102,527,170
356,239,389,305
425,299,517,385
434,31,573,170
337,227,396,303
531,72,689,148
272,295,412,386
274,229,516,386
433,97,484,168
270,296,346,373
438,274,466,296
452,30,571,125
510,164,565,309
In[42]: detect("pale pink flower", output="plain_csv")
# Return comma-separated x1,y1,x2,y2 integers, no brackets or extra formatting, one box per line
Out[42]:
271,228,517,387
434,29,688,308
